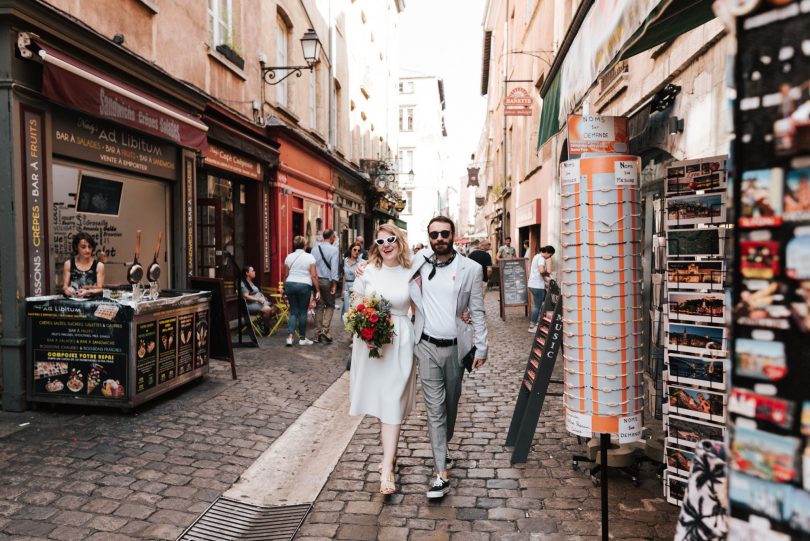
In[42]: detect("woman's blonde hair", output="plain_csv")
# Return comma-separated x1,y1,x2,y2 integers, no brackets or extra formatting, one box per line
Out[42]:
367,223,411,269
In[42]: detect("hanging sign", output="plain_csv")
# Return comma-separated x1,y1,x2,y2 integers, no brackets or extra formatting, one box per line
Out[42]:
567,114,629,155
505,87,534,116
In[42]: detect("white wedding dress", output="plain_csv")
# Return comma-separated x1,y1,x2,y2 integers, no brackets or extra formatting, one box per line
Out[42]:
348,263,415,425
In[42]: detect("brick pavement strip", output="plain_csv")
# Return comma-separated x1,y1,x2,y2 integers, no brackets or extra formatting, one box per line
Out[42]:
296,293,679,540
0,319,349,540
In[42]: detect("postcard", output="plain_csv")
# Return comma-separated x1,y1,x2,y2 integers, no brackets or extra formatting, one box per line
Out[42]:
740,168,784,228
667,384,726,423
666,157,728,196
667,228,722,258
740,240,780,280
728,388,795,429
668,322,727,357
668,291,726,324
734,338,787,382
665,353,726,389
667,193,726,227
667,261,724,290
666,414,725,449
784,167,810,222
784,484,810,534
730,424,799,482
664,472,688,506
729,470,791,522
786,234,810,280
735,280,791,330
728,517,790,541
666,445,696,477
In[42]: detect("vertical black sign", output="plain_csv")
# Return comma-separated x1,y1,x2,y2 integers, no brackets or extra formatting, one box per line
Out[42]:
22,107,49,296
177,313,194,375
135,321,157,393
158,317,177,383
500,258,529,305
195,310,209,368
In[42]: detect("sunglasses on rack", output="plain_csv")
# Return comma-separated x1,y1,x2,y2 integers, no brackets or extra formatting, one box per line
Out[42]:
375,236,398,246
428,230,452,240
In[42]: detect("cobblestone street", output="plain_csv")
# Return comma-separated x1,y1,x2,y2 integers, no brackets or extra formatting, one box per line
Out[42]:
297,292,679,541
0,324,350,541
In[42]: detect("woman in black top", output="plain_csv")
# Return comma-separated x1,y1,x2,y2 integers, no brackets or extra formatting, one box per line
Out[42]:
62,232,105,297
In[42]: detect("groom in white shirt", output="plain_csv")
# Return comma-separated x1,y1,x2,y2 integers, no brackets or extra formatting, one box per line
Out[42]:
410,216,489,499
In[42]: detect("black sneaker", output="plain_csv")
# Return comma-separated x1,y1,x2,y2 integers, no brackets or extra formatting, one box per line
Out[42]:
426,475,450,499
445,451,454,469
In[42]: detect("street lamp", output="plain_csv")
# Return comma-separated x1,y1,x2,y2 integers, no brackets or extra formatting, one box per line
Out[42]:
260,28,322,86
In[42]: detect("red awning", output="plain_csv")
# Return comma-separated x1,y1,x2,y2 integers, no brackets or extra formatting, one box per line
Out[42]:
39,48,208,150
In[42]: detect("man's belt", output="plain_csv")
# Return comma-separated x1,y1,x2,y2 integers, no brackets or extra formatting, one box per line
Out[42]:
421,333,457,347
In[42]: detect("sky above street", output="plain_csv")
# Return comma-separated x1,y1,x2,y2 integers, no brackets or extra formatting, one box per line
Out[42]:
397,0,488,186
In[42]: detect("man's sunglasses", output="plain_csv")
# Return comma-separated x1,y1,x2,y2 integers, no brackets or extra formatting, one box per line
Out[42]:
375,236,398,246
428,230,452,240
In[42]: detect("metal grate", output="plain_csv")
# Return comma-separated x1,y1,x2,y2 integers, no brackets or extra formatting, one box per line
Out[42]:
177,497,311,541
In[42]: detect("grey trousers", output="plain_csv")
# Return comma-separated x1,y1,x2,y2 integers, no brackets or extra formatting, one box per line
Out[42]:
315,278,335,336
416,340,464,473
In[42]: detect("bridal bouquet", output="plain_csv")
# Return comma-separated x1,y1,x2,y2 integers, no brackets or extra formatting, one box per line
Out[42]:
343,292,395,358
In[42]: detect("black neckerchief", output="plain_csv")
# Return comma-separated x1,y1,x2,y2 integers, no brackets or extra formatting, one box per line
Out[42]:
424,250,457,280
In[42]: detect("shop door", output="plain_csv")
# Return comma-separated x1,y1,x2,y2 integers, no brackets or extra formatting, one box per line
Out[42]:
197,198,221,279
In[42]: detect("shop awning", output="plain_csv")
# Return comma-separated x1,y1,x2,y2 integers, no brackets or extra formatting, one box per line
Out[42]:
394,218,408,230
39,48,208,150
537,0,715,150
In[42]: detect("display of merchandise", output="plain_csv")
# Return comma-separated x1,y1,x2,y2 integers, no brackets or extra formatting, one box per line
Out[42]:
730,3,810,537
560,153,644,439
662,155,730,506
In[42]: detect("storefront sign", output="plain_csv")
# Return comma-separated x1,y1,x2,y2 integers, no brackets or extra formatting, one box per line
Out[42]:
467,167,480,187
135,320,157,393
516,199,542,227
263,191,270,272
505,87,534,116
22,107,50,296
567,115,629,155
158,317,178,384
204,143,264,181
27,298,132,401
184,155,195,274
52,109,178,180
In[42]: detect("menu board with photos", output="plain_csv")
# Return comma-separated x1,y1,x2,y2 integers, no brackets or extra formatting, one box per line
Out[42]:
662,155,730,506
498,258,529,319
729,4,810,537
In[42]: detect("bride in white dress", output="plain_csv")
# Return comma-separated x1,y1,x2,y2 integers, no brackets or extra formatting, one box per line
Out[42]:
348,223,415,494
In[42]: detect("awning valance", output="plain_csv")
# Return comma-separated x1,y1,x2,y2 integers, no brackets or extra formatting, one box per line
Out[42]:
537,0,715,150
40,48,208,150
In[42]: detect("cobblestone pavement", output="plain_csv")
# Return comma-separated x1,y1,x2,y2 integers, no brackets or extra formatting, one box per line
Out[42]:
297,292,679,541
0,319,350,541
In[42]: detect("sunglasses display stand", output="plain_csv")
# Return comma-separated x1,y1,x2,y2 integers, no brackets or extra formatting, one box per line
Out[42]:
726,5,810,538
559,151,645,541
661,156,730,507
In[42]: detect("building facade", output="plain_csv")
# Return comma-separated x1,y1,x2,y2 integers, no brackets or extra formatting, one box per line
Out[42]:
0,0,404,410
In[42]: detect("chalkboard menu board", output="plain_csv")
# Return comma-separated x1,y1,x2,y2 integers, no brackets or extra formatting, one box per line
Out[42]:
187,277,236,379
498,258,529,319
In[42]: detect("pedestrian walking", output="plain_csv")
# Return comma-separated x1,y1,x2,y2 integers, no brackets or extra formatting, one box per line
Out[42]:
312,229,340,343
355,235,369,260
467,239,493,296
348,223,416,495
411,216,489,499
527,245,554,333
283,236,320,347
341,243,362,316
497,236,517,261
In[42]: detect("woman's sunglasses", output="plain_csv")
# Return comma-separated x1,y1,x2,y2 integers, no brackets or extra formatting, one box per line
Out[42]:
428,230,451,240
375,236,398,246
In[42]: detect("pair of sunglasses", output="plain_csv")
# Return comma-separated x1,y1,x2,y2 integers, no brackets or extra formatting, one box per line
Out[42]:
428,230,451,240
375,236,397,246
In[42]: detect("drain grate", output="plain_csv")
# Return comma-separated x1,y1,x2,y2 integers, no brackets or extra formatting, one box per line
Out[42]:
177,497,311,541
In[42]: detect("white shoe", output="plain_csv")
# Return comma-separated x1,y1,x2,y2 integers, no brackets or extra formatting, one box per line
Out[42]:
299,338,314,345
528,325,537,333
286,337,294,346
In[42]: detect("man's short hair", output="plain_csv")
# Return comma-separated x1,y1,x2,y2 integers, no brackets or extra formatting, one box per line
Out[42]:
540,245,556,255
322,229,334,240
505,236,512,241
427,215,455,234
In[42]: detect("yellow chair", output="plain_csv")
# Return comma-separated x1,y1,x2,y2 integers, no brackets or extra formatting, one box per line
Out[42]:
266,282,290,337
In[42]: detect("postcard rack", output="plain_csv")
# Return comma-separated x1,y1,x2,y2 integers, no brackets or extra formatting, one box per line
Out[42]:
661,154,731,505
727,5,810,538
506,280,563,464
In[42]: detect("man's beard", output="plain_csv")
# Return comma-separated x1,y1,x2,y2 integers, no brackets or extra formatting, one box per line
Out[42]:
430,238,454,255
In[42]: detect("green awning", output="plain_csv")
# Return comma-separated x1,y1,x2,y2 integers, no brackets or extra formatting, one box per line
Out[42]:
537,72,561,150
394,218,407,230
536,0,716,151
619,0,715,60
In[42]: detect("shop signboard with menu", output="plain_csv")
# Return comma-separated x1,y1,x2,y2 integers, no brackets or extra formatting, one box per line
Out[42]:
498,258,529,319
26,293,210,409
